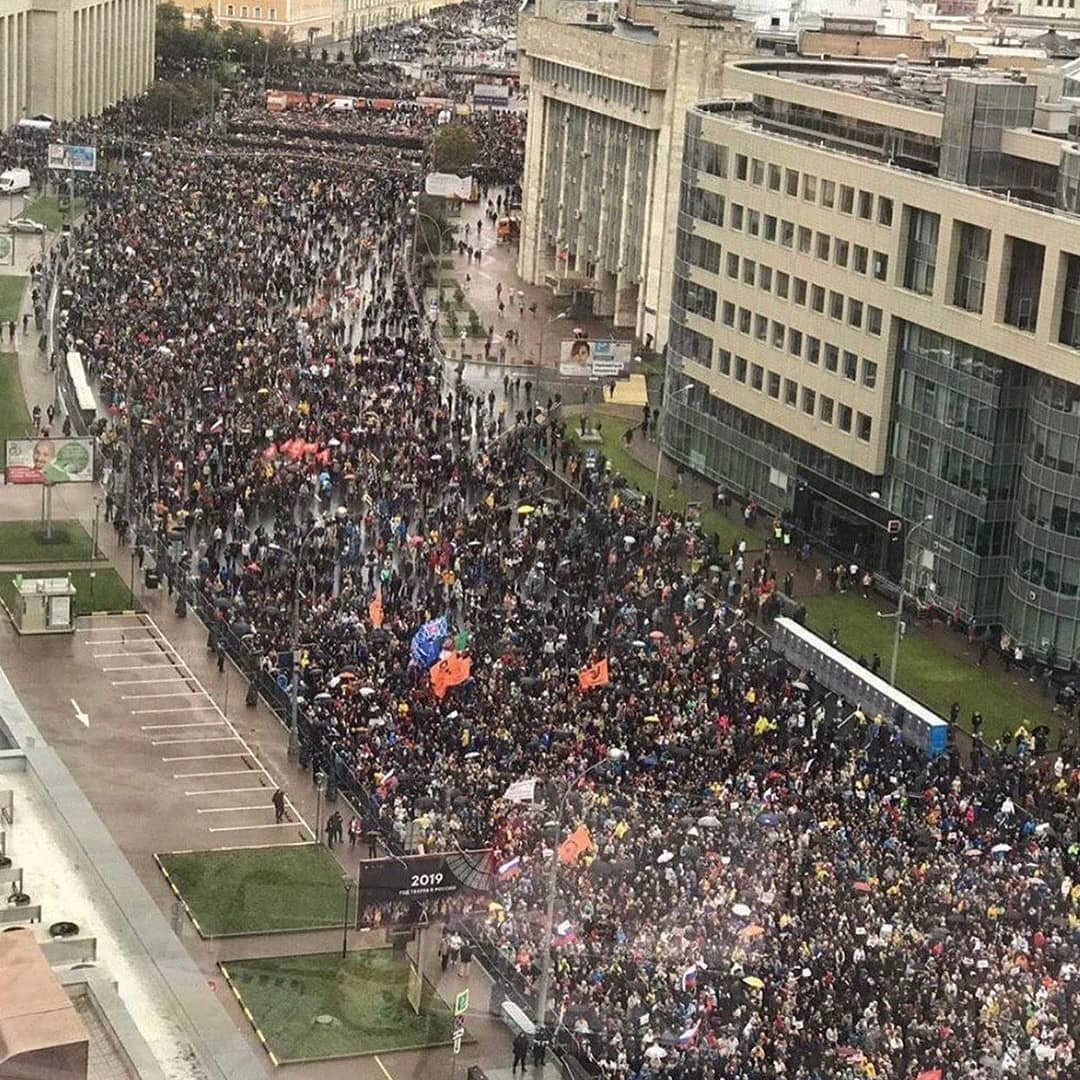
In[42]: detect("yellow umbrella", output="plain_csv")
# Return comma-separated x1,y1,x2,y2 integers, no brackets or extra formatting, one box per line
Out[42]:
517,505,536,515
742,975,764,989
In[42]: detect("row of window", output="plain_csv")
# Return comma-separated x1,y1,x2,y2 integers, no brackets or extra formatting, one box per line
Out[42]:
225,4,277,16
531,58,650,111
691,139,895,227
713,348,874,441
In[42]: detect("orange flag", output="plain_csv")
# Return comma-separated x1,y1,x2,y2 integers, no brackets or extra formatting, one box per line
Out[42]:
578,658,610,691
431,654,472,699
369,591,384,628
558,824,593,865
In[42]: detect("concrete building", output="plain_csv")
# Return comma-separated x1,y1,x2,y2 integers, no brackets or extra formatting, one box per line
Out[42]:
665,57,1080,659
516,0,754,350
0,0,154,128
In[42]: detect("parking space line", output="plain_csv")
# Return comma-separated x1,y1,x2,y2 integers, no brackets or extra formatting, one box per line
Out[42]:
141,721,225,731
113,677,190,685
173,769,254,779
208,823,300,833
123,691,210,700
162,752,249,762
94,649,175,659
185,787,265,796
132,705,218,715
76,624,145,632
103,663,177,671
151,736,240,746
197,806,271,814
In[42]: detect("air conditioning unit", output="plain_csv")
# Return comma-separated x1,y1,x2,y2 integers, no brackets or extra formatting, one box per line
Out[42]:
1033,102,1072,137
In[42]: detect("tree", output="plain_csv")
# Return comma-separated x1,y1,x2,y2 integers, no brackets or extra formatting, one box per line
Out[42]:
431,124,480,176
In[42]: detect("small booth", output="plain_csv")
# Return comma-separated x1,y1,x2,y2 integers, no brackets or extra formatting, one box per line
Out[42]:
9,575,77,635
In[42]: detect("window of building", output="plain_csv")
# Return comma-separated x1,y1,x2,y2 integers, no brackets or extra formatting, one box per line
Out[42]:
269,6,275,15
772,321,785,349
853,245,868,275
752,159,765,185
1003,236,1044,332
784,379,798,407
821,179,835,208
759,264,773,292
780,221,794,248
825,344,839,372
820,395,834,424
255,6,261,16
718,349,731,375
743,259,756,286
843,351,858,381
838,403,853,432
802,174,817,202
670,321,713,365
802,387,817,415
747,210,760,237
839,185,855,214
857,412,873,441
811,284,825,313
684,183,725,226
241,4,247,15
730,204,744,232
735,355,748,382
1059,254,1080,347
726,252,739,279
872,251,888,281
794,278,807,305
834,239,849,268
735,154,748,180
776,271,790,299
952,221,989,314
797,227,812,254
786,169,799,197
673,276,717,320
227,3,234,11
829,290,844,319
739,308,751,334
755,314,768,341
764,215,777,242
857,190,873,220
816,232,831,261
722,301,735,326
878,196,893,226
788,328,803,356
806,336,820,365
862,359,878,388
867,306,882,336
696,141,729,178
751,363,764,391
767,163,781,191
848,299,863,328
903,207,940,295
767,371,781,398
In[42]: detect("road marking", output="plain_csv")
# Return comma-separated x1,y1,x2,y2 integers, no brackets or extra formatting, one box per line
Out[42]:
103,663,177,671
76,623,144,632
71,699,90,728
374,1055,394,1080
82,638,151,646
184,787,266,796
161,752,250,763
141,721,225,731
122,691,210,700
197,806,272,814
207,822,301,833
94,648,173,659
112,677,190,685
151,736,240,746
131,705,218,715
173,769,254,779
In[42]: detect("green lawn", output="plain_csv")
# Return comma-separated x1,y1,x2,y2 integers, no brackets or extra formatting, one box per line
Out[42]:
802,593,1057,742
23,196,85,232
0,520,99,562
0,277,26,324
568,413,767,553
158,845,355,937
0,567,134,616
0,353,30,466
221,950,455,1062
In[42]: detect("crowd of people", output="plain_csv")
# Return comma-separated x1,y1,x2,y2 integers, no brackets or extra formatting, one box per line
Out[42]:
19,18,1080,1080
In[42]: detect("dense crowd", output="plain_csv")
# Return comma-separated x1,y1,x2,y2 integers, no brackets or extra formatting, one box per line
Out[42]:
27,32,1080,1080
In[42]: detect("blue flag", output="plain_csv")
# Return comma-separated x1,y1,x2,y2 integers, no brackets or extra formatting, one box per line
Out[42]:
410,615,448,668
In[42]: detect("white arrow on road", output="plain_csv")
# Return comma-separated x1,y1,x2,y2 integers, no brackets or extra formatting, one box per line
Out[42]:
71,699,90,728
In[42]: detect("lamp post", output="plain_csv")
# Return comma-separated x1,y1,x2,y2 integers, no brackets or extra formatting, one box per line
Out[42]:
408,201,443,298
534,747,626,1030
341,878,353,958
538,310,569,367
650,370,695,528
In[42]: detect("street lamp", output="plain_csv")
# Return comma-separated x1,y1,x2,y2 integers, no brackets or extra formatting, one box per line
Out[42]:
650,374,695,528
539,309,570,367
534,747,627,1030
870,493,934,686
342,878,353,958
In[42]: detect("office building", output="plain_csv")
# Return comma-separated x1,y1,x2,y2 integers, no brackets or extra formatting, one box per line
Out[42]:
516,0,753,349
665,58,1080,660
0,0,155,127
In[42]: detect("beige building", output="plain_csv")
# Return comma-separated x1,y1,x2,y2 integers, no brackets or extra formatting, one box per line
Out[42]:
0,0,154,127
516,0,753,349
665,56,1080,659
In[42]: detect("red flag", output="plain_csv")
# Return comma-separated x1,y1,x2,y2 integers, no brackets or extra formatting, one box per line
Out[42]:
431,654,472,699
578,658,609,691
558,824,593,865
917,1072,942,1080
369,591,384,628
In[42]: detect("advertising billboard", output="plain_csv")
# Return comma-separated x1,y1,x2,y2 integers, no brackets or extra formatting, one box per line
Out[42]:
473,82,510,107
356,849,492,928
5,437,95,485
558,339,632,379
46,144,97,172
424,172,478,200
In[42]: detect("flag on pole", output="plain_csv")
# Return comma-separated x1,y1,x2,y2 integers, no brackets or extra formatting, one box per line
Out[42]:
431,653,471,698
497,856,523,882
410,615,448,668
578,658,610,691
558,824,593,865
676,1021,700,1048
501,777,537,804
369,590,384,628
552,920,576,946
681,965,698,992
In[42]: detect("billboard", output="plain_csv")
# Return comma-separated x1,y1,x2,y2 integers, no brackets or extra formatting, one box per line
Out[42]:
473,82,510,107
356,849,492,928
5,438,95,485
558,339,633,379
424,172,477,200
47,144,97,173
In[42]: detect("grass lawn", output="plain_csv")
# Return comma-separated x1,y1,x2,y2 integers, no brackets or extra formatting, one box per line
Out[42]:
0,567,134,616
158,845,355,937
221,950,455,1062
568,413,767,553
0,353,30,466
0,520,99,562
802,593,1057,742
23,196,85,232
0,277,26,324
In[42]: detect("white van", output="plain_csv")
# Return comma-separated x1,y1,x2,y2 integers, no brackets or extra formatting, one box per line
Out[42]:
0,168,31,194
325,98,356,113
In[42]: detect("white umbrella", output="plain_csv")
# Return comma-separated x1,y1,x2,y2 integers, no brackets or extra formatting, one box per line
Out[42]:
697,815,721,828
657,851,674,864
644,1044,667,1061
732,903,751,918
991,843,1012,854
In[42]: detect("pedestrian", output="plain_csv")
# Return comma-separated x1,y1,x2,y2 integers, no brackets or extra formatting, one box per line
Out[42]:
272,789,285,823
511,1031,530,1075
216,637,226,673
348,816,361,848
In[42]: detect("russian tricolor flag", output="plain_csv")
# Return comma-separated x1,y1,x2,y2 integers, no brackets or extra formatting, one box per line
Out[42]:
552,920,576,946
676,1020,700,1048
497,856,522,882
681,965,698,991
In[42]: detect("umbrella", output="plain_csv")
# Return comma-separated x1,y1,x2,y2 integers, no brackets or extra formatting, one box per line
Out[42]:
853,881,872,893
648,630,666,641
791,680,809,691
732,903,751,918
517,505,536,515
739,924,765,941
644,1044,667,1061
697,815,721,828
991,843,1012,854
756,812,780,827
657,851,674,864
742,976,764,989
964,847,984,857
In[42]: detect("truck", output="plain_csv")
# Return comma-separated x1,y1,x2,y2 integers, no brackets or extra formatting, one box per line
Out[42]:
0,168,31,194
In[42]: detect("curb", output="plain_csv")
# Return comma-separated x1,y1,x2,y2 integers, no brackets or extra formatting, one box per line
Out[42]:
86,608,143,616
153,852,205,938
218,962,279,1067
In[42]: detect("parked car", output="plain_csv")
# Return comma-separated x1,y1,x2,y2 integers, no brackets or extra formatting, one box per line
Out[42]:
6,217,46,234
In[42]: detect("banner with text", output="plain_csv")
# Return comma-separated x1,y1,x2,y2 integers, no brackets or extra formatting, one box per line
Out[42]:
47,144,97,172
5,438,95,485
559,339,632,379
